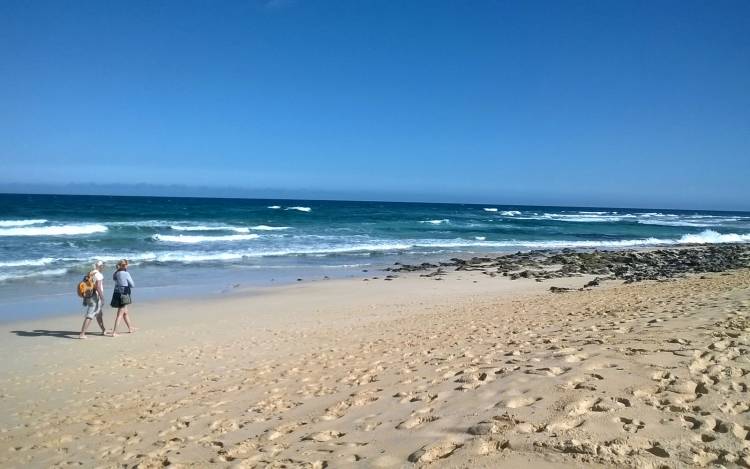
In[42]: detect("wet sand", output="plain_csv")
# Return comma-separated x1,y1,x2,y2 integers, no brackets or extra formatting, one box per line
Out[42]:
0,266,748,468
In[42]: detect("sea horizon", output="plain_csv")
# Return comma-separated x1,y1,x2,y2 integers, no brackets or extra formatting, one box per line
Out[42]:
1,189,747,214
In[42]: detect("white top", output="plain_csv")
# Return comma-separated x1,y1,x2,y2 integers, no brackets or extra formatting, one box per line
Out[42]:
94,271,104,289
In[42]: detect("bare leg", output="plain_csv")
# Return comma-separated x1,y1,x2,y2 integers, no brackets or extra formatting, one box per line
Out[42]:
94,298,105,333
95,312,105,334
79,317,92,339
122,309,136,333
111,309,123,337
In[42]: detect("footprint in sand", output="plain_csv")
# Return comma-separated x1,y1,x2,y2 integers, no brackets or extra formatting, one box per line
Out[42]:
354,416,381,432
617,417,644,433
681,415,702,430
496,396,543,409
567,398,596,416
731,423,750,441
454,371,492,391
545,418,585,432
645,444,670,458
302,430,345,442
264,421,306,441
467,437,510,455
408,440,463,463
321,390,380,420
467,414,519,435
719,400,750,415
397,414,440,430
525,366,570,377
393,390,438,404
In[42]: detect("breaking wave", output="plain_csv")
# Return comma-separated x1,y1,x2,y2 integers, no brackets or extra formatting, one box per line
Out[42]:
170,225,251,233
0,219,47,227
0,224,108,237
677,230,750,244
419,219,450,225
0,268,69,283
0,257,57,267
250,225,291,231
152,234,261,244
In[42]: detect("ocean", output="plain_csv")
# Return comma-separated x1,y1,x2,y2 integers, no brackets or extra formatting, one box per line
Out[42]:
1,193,749,320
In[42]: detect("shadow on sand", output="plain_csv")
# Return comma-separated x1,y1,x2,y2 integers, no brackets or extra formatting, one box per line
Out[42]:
10,329,86,340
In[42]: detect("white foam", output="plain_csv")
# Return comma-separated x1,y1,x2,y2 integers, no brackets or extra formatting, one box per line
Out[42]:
267,205,281,209
107,220,172,227
0,257,56,267
10,229,744,271
637,216,747,228
152,233,261,244
170,225,251,233
638,220,712,228
153,243,416,262
0,219,47,227
0,224,108,237
483,208,498,212
153,251,251,262
0,268,69,282
250,225,291,231
500,210,521,216
285,206,311,212
639,212,679,218
677,230,750,244
412,230,750,249
419,219,450,225
517,213,635,223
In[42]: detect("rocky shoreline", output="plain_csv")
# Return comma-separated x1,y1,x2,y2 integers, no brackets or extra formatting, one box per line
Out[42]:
385,243,750,287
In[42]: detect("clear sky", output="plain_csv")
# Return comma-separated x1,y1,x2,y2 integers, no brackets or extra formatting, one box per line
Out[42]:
1,0,748,210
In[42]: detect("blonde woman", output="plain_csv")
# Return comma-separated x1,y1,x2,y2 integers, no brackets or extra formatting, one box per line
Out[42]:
109,259,136,336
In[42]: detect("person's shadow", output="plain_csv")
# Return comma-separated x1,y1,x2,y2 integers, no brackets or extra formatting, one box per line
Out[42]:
10,330,84,340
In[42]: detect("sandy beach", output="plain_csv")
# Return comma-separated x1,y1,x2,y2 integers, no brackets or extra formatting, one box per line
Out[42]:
0,262,749,468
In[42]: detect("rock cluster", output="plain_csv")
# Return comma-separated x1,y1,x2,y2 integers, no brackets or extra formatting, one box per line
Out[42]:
385,244,750,285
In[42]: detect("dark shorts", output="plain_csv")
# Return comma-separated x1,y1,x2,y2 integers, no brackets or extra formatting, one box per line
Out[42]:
110,289,132,308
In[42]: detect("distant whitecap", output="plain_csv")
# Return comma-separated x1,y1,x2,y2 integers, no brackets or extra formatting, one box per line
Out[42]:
152,233,261,244
419,219,450,225
250,225,291,231
0,224,108,237
170,225,251,233
0,219,47,227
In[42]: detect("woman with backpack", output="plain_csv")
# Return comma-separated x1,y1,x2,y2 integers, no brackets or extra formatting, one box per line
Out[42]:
109,259,137,336
78,260,106,339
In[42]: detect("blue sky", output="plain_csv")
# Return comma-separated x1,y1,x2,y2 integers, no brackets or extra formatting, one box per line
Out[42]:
1,0,748,210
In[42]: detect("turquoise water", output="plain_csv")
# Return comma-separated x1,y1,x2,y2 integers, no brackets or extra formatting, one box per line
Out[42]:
1,193,749,320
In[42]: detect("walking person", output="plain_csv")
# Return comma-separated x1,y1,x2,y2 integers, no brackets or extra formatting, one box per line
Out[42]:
78,260,106,339
109,259,136,336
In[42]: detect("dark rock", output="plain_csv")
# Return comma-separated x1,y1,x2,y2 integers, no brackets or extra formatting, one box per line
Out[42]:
583,278,600,288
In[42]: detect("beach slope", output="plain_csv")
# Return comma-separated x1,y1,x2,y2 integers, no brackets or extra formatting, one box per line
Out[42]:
0,269,749,468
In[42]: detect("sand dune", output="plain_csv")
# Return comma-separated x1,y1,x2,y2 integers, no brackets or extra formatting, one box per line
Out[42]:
0,269,748,468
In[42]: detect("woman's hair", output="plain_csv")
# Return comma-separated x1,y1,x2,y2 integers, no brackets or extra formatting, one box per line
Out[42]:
116,259,129,270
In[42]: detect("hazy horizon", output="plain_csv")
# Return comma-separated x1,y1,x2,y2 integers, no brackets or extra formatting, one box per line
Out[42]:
1,182,748,213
